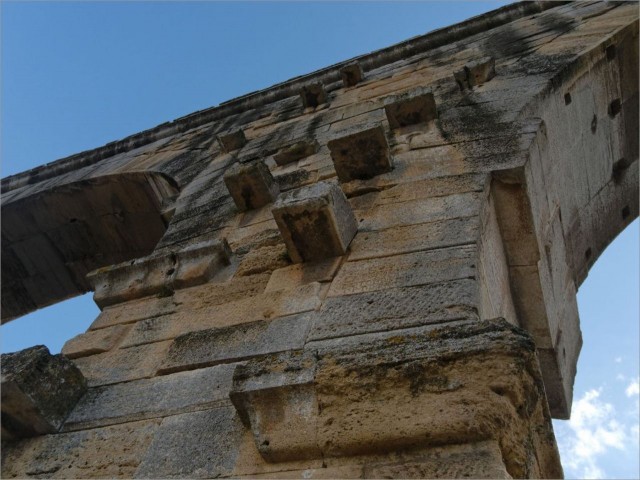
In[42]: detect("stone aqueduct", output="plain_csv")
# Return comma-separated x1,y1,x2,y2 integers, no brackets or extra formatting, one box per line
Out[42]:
1,2,638,478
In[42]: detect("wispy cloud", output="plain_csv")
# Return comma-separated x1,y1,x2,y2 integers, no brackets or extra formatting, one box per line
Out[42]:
625,378,639,398
556,388,630,479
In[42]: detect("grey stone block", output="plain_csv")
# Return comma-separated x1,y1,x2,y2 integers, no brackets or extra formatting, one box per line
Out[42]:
454,56,496,90
340,62,364,87
273,140,319,166
64,364,236,431
134,406,244,478
271,182,357,263
1,345,87,438
158,313,314,374
217,129,247,152
223,161,280,211
327,125,392,182
299,82,327,108
383,86,438,129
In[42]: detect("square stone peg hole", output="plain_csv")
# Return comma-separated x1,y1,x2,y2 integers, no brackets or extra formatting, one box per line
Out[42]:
300,82,327,108
271,182,357,263
217,129,247,153
224,161,280,211
340,62,364,87
383,86,438,129
327,125,392,182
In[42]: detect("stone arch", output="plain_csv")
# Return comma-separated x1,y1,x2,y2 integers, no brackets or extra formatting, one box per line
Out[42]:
1,171,179,322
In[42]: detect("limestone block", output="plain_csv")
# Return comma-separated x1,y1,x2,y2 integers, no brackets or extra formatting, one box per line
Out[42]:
235,243,291,276
364,441,511,479
273,140,319,166
230,350,321,463
383,86,437,129
62,324,130,359
158,313,314,374
88,239,233,309
229,320,563,479
340,62,364,87
1,346,87,438
299,82,327,108
224,161,280,211
63,364,236,431
309,279,479,341
1,419,160,479
217,128,247,152
89,295,177,330
72,341,171,387
271,182,357,263
328,245,477,297
454,56,496,90
172,239,233,290
265,257,342,292
327,125,393,182
135,406,244,478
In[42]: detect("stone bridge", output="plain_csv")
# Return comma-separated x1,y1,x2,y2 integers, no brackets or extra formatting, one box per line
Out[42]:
1,1,637,478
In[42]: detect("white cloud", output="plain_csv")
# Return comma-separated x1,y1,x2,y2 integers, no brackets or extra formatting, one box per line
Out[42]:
556,388,629,479
615,357,623,363
625,379,639,397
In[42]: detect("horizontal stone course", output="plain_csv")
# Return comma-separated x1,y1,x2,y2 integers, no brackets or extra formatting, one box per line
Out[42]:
63,364,236,431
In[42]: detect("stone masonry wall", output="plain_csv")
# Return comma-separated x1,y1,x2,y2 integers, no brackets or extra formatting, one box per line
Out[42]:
2,2,638,478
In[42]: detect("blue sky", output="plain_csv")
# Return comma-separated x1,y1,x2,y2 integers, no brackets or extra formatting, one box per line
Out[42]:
1,2,638,478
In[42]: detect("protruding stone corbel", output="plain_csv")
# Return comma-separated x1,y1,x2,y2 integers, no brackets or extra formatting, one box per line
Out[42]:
271,182,357,263
223,160,280,211
340,62,364,87
88,238,233,308
327,125,393,182
383,86,438,129
1,345,87,439
273,140,319,166
454,56,496,90
299,82,327,109
217,129,247,153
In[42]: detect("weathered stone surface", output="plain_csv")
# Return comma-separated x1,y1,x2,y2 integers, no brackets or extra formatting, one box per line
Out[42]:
328,245,477,297
135,406,244,479
235,243,291,276
224,161,280,211
230,319,563,478
299,82,327,108
89,294,177,330
62,324,130,359
364,441,511,479
327,125,392,182
72,341,171,387
383,86,437,129
158,313,314,374
1,346,87,438
454,56,496,90
310,279,478,341
265,257,341,292
272,182,357,263
171,239,233,290
63,364,236,431
1,419,160,479
273,140,319,166
340,62,364,87
217,128,247,152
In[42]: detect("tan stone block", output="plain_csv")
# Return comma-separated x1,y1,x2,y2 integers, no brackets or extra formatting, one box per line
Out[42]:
173,272,270,307
454,56,496,91
340,61,364,87
1,419,160,479
243,465,364,479
217,128,247,152
89,293,177,331
328,245,477,297
265,257,342,292
272,182,358,263
300,82,327,108
383,86,437,129
224,160,280,211
364,441,510,479
273,140,319,166
236,243,291,276
72,341,171,387
62,324,131,359
328,125,392,182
